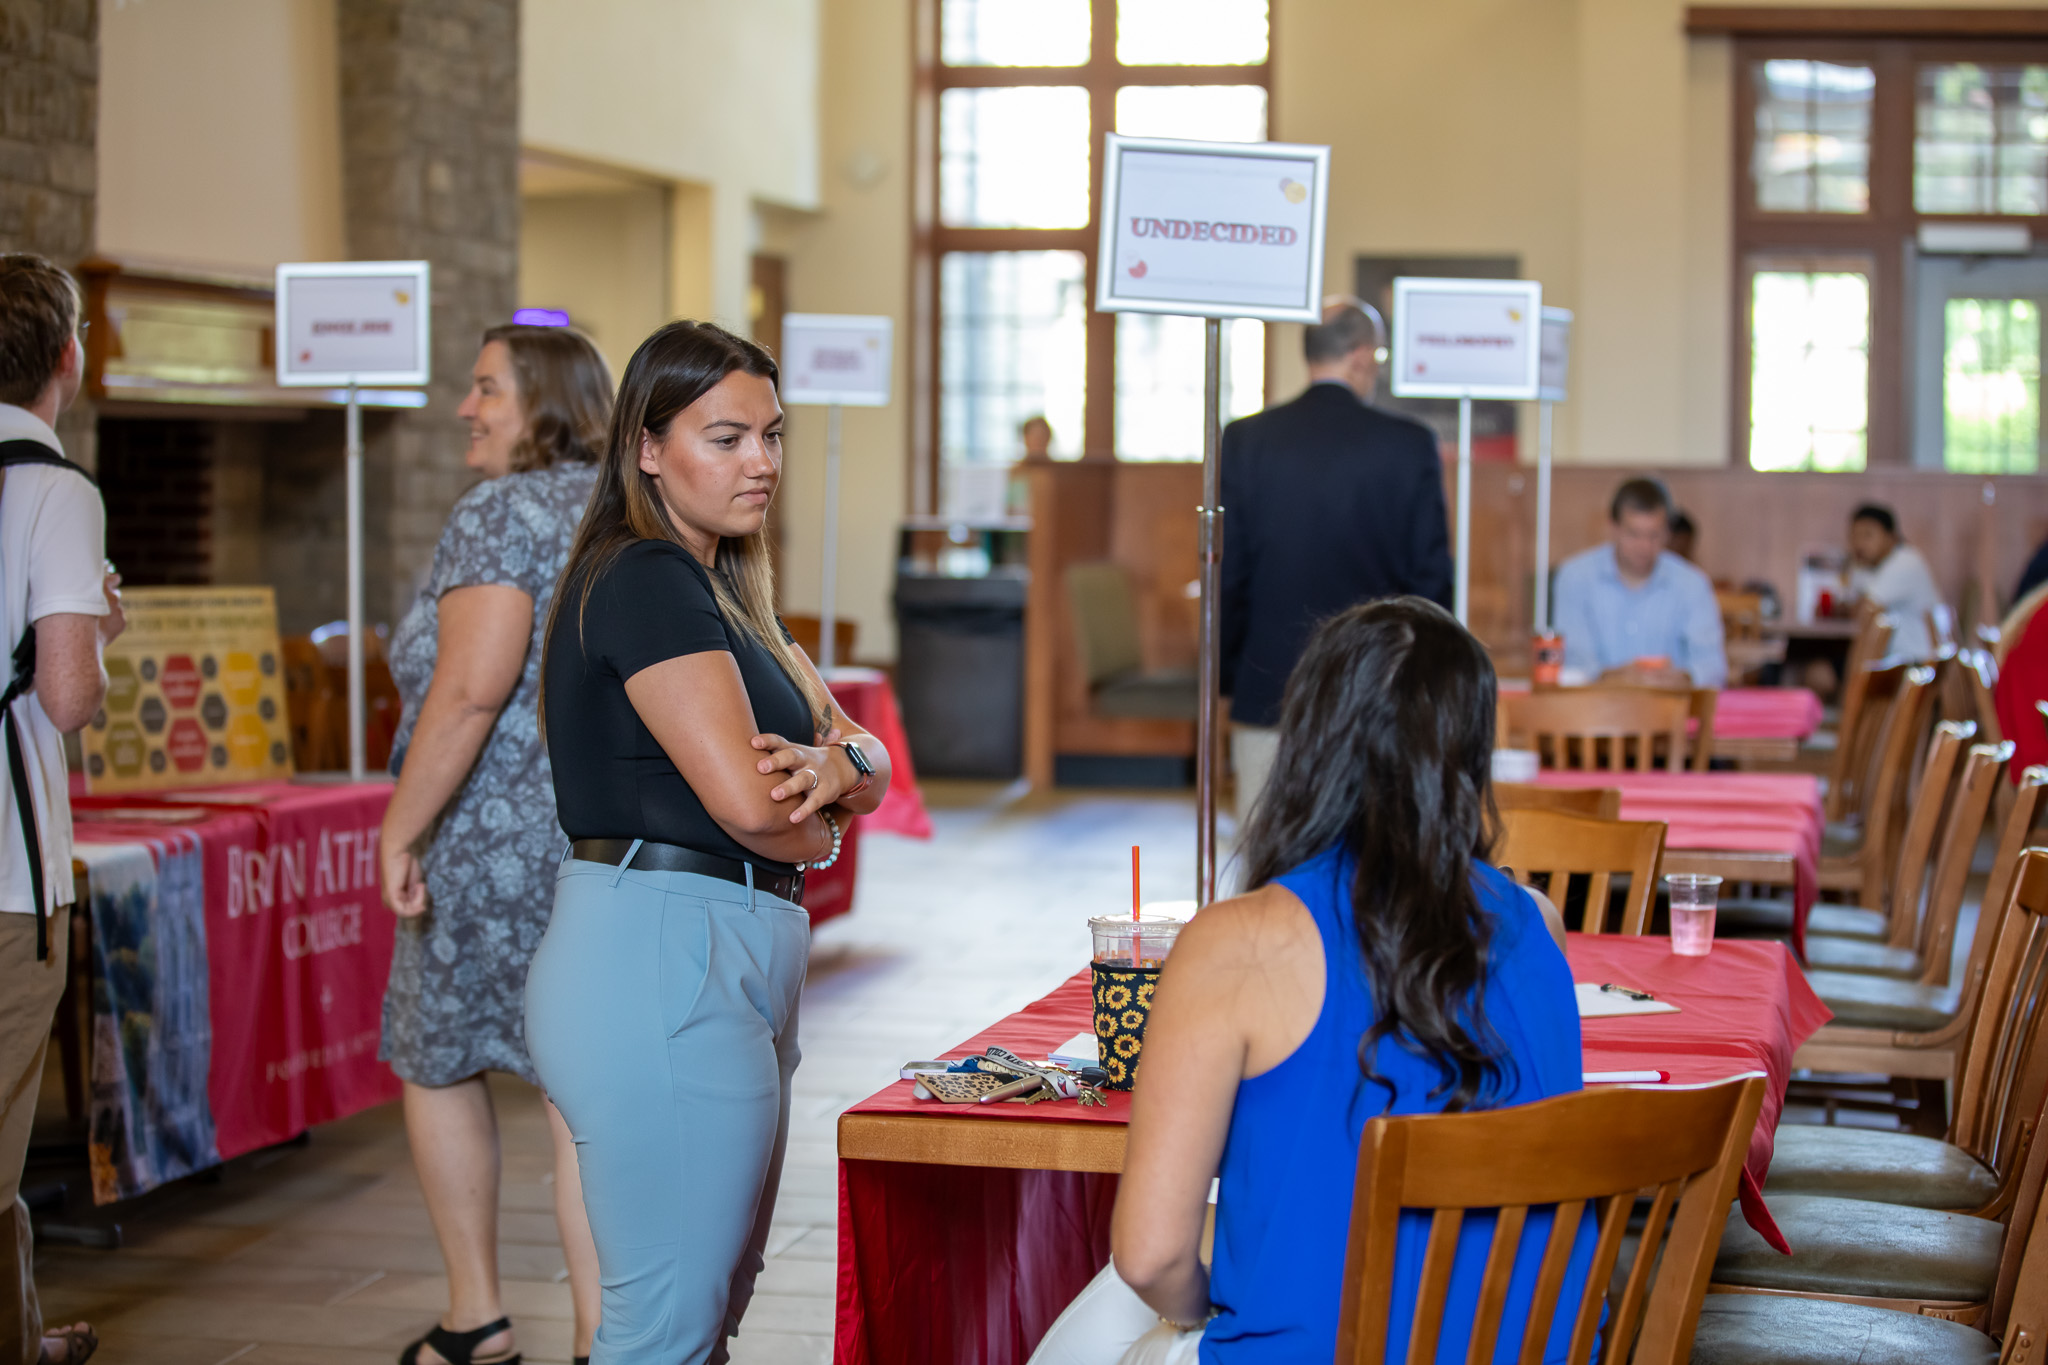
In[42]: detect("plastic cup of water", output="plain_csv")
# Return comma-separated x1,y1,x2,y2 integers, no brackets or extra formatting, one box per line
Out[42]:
1666,873,1722,956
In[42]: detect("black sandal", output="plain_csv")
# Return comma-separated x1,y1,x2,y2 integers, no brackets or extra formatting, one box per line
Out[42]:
398,1317,520,1365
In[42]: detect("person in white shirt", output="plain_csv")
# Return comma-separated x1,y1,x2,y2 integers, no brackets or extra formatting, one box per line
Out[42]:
0,253,121,1365
1847,503,1945,662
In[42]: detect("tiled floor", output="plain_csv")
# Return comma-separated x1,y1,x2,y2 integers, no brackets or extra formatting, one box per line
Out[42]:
28,781,1203,1365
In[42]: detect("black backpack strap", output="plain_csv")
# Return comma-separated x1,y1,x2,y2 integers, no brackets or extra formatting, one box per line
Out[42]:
0,444,84,960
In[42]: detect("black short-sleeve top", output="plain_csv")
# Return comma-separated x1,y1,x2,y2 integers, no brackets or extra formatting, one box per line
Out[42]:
543,538,817,873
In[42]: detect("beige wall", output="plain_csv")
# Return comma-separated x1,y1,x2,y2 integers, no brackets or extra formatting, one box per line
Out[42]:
98,0,343,273
521,0,821,331
777,0,911,662
519,182,670,379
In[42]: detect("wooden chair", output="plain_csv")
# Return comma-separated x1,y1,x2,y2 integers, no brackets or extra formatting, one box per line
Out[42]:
1336,1076,1766,1365
1712,849,2048,1329
1967,650,2005,747
783,614,856,667
1495,809,1666,935
1793,766,2048,1091
1495,783,1623,820
308,623,402,771
1931,602,1962,660
1820,665,1939,913
1821,614,1897,822
1502,689,1691,774
280,634,337,772
1063,562,1197,721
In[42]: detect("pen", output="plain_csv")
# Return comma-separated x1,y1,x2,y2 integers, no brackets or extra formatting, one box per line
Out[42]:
1584,1069,1671,1084
1599,983,1657,1002
978,1076,1044,1104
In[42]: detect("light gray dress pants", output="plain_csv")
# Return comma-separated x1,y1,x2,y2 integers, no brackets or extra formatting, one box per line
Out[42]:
526,855,808,1365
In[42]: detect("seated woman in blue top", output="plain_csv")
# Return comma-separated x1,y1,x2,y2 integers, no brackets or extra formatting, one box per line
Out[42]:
1032,596,1588,1365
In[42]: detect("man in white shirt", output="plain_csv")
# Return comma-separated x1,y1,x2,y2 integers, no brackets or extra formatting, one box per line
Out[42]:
0,254,119,1365
1847,503,1945,662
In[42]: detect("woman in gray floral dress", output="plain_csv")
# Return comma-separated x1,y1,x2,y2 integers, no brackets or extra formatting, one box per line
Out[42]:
377,324,611,1365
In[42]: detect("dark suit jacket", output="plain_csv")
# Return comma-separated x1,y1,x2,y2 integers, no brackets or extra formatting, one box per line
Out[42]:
1219,382,1453,727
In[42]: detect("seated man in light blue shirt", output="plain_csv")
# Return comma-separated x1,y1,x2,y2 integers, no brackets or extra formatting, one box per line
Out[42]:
1552,477,1728,688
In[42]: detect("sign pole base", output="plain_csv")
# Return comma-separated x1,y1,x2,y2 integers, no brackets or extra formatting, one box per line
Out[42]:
1196,318,1224,909
1454,395,1473,627
345,382,365,783
819,403,843,674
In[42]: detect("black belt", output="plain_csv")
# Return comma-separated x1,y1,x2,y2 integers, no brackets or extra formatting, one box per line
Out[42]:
569,838,805,907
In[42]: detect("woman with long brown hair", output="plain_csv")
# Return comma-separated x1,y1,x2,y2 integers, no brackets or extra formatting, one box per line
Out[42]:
525,320,891,1364
378,324,614,1365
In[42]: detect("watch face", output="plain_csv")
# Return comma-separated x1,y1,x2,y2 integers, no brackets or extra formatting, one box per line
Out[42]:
842,741,873,775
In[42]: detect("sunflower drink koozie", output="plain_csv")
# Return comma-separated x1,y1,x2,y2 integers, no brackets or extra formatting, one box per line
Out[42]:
1089,913,1185,1091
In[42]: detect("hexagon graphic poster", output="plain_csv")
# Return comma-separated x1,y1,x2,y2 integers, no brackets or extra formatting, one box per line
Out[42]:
83,588,296,792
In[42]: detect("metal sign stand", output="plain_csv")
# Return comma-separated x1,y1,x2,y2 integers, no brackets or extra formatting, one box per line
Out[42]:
819,402,844,672
1533,397,1555,635
1196,318,1224,908
1454,396,1474,626
345,382,365,782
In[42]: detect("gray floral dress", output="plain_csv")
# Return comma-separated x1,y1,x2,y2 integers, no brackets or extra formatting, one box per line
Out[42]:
380,462,598,1086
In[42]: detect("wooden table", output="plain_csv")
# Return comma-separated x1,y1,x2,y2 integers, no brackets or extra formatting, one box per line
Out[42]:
834,936,1829,1365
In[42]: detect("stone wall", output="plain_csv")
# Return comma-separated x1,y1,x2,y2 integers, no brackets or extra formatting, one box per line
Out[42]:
338,0,520,623
0,0,98,467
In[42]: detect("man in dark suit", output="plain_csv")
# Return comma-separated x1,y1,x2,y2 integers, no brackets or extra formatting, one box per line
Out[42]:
1220,298,1453,820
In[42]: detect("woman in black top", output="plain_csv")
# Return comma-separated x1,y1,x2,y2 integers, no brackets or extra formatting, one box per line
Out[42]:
525,321,890,1365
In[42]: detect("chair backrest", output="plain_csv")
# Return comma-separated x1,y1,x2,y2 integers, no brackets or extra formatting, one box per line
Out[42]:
1064,562,1143,688
1852,665,1940,914
1871,720,1973,945
1843,602,1894,681
1930,602,1962,659
1966,649,2006,748
1495,809,1666,936
1825,652,1901,821
782,613,857,666
1335,1076,1767,1365
1502,690,1691,774
1950,846,2048,1213
1910,740,2009,985
1716,590,1764,641
279,635,335,772
1686,689,1717,773
1495,784,1623,820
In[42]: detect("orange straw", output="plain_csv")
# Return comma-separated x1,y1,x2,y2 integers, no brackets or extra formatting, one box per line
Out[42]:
1131,846,1141,921
1130,845,1142,966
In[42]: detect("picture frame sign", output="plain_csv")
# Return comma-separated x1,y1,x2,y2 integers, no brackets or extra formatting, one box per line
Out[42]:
1096,133,1330,323
780,314,894,407
1390,277,1544,401
1539,306,1574,403
274,261,431,387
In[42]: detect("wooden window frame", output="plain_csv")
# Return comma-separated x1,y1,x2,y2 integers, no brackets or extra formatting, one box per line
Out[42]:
1730,35,2048,469
909,0,1272,513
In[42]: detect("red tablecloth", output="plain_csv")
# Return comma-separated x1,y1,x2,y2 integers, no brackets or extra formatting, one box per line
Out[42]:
1534,770,1822,957
69,780,400,1199
1713,687,1824,741
806,671,933,927
835,934,1827,1364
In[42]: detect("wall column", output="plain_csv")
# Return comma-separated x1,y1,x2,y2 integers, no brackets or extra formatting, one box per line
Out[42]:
0,0,99,468
338,0,519,623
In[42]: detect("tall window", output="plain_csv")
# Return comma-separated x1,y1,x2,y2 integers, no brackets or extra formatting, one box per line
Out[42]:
1732,37,2048,472
912,0,1273,510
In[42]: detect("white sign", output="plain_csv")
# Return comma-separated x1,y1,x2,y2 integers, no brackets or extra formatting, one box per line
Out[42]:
1538,306,1573,403
274,261,430,387
779,313,894,407
1389,277,1543,400
1096,134,1329,323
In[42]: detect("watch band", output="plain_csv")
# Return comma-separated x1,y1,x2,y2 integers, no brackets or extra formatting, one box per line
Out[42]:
839,740,873,798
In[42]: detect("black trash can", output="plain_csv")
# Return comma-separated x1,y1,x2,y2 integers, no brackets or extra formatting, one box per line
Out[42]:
893,570,1026,778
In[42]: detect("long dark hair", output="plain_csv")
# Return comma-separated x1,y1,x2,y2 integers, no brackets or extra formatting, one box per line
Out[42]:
542,320,827,730
1236,596,1506,1112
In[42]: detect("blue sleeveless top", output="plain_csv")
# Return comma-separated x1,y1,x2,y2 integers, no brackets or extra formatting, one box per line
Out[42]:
1202,848,1593,1363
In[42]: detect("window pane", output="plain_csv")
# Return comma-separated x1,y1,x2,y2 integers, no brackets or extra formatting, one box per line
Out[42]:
1117,0,1268,65
1115,85,1267,142
941,251,1088,466
942,0,1089,66
941,87,1091,228
1748,270,1869,471
1915,63,2048,215
1115,315,1264,460
1944,298,2041,473
1752,60,1873,213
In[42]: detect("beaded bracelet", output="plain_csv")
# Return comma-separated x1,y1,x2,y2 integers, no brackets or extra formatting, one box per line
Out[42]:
809,809,843,871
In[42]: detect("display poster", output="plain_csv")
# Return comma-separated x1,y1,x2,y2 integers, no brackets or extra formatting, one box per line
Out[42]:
275,260,431,386
1096,134,1329,322
1390,277,1544,400
1539,306,1574,403
84,587,296,792
781,313,894,407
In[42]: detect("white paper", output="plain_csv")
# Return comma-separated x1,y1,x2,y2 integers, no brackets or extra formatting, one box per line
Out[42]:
1050,1031,1099,1068
1575,983,1680,1018
1390,277,1543,400
275,261,430,386
780,313,893,407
